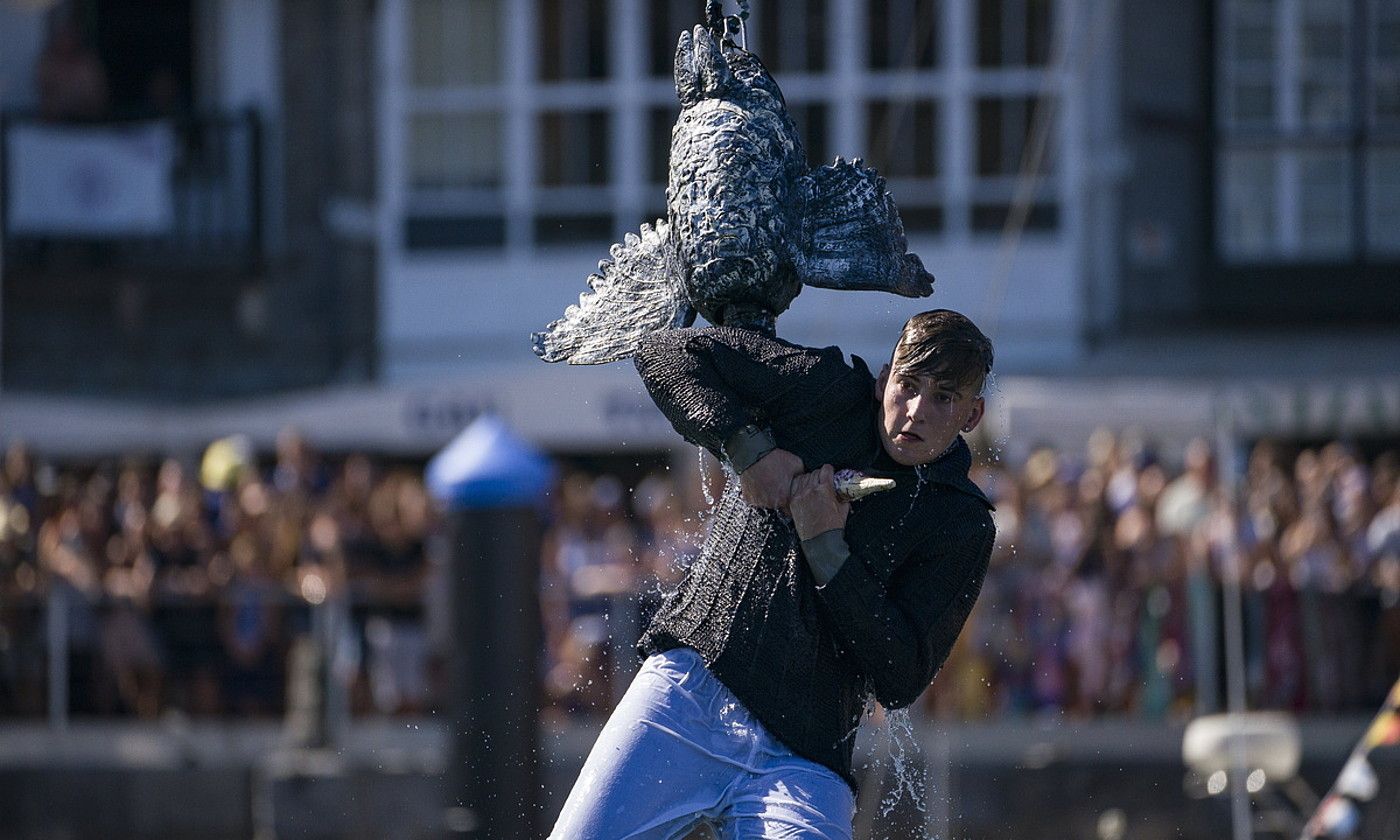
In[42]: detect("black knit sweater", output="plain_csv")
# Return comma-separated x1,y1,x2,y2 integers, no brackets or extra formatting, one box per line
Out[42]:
632,327,996,790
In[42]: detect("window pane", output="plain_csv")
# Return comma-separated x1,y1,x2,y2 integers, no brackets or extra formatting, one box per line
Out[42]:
539,111,610,186
1301,78,1350,128
1374,6,1400,126
1302,20,1346,63
539,0,609,80
1222,3,1275,130
1376,73,1400,126
971,202,1057,231
976,96,1051,177
869,0,939,70
1232,81,1276,125
1378,14,1400,62
1296,149,1353,254
901,206,945,232
409,112,502,189
405,215,506,249
977,0,1053,68
1296,0,1350,129
1367,147,1400,254
1233,22,1274,63
753,0,827,73
867,99,939,179
535,214,614,243
1220,149,1276,258
411,0,501,86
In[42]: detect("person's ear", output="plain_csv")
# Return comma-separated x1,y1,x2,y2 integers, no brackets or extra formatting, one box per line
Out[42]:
962,397,986,433
876,364,890,397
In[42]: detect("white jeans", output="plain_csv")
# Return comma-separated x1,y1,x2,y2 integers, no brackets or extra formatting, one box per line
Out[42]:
548,647,855,840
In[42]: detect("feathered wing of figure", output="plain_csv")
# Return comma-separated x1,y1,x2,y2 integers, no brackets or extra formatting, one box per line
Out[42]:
530,220,695,365
533,17,934,365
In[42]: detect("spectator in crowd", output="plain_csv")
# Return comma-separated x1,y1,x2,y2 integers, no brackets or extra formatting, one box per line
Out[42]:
98,476,163,718
631,471,702,632
540,472,646,718
1369,481,1400,693
0,443,43,715
273,427,330,500
35,483,104,714
150,457,223,715
217,477,288,717
544,614,615,720
350,471,432,715
4,442,40,518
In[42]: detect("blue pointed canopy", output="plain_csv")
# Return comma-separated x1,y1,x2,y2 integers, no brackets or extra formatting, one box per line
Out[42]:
426,415,554,509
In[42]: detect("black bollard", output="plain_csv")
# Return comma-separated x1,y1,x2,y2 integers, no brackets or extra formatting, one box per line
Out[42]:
427,416,553,840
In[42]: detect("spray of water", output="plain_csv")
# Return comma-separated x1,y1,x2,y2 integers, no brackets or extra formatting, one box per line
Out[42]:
877,708,929,818
980,370,1010,464
886,464,932,534
697,447,715,507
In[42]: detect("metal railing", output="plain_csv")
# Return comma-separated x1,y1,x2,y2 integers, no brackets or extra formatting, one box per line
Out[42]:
1,585,425,734
0,109,263,270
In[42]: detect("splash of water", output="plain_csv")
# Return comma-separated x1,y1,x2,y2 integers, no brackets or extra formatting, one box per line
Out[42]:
877,708,929,818
716,699,755,739
891,465,931,531
697,447,715,507
852,702,940,839
980,369,1010,464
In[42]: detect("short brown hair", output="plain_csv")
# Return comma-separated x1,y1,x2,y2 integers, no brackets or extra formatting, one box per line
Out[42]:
890,309,994,395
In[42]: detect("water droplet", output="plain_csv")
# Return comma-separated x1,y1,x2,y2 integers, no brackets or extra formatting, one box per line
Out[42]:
697,448,714,507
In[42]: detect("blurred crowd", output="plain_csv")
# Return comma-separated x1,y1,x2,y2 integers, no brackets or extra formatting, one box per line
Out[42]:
538,433,1400,724
940,433,1400,721
0,432,434,719
3,431,1398,725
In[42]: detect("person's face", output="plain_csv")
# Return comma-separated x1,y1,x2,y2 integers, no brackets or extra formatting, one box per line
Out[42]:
876,363,985,466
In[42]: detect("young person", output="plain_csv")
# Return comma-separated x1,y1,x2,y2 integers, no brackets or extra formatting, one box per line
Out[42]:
549,310,997,839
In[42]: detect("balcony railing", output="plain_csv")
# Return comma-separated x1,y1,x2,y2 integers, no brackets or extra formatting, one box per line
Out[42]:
0,109,359,399
1,109,263,270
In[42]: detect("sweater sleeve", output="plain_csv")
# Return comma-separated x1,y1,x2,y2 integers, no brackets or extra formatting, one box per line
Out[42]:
813,505,995,709
632,327,854,464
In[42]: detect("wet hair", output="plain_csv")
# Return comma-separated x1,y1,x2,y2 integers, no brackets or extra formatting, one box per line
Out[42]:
890,309,994,396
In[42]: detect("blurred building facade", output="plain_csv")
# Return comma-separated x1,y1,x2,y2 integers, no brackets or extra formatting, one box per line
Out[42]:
374,0,1399,364
377,0,1101,382
2,0,1397,453
0,0,376,398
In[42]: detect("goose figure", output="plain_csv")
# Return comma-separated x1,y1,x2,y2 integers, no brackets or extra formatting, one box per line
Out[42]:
533,7,934,364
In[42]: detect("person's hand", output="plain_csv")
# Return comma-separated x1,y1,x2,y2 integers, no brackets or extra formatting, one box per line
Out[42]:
789,465,850,541
739,447,803,510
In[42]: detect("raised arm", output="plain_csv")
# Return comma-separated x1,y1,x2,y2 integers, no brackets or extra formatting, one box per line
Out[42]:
633,327,862,485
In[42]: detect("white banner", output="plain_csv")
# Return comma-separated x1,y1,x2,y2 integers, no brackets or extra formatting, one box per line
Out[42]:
5,120,175,236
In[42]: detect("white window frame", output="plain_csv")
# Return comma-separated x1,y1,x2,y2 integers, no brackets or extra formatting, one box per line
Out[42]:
385,0,1066,255
1217,0,1400,261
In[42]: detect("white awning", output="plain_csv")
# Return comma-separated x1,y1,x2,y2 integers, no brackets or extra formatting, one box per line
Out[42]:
3,370,1395,459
